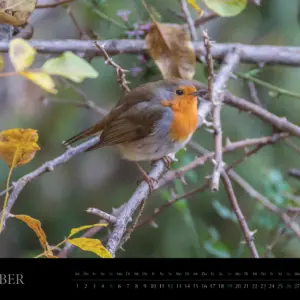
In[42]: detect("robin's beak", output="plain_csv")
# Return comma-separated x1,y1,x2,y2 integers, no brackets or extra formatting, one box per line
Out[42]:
190,89,207,97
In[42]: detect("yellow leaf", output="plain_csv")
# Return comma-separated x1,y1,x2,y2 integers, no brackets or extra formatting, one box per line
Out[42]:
67,237,112,258
21,71,57,94
187,0,203,15
68,223,108,238
13,214,53,257
42,51,99,83
9,38,36,72
0,55,4,72
0,0,37,26
145,22,196,80
0,128,40,168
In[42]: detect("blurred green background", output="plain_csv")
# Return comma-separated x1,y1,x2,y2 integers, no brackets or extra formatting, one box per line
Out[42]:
1,0,300,258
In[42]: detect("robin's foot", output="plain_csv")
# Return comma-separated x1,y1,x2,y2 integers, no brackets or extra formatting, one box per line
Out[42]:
162,155,173,168
151,154,177,169
135,162,157,192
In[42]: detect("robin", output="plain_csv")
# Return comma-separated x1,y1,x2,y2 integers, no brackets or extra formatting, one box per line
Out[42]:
63,78,207,191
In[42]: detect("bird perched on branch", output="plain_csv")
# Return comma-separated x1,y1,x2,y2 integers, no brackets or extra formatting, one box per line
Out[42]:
63,78,207,191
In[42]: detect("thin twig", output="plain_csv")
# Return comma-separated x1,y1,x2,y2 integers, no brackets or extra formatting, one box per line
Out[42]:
138,135,284,228
0,137,100,231
210,48,241,191
288,168,300,179
138,139,300,243
194,12,219,28
247,81,264,107
222,91,300,139
58,203,129,258
202,30,214,100
264,212,300,258
94,41,130,93
86,208,117,224
221,171,260,258
228,171,300,238
59,78,109,116
180,0,198,41
284,138,300,155
43,97,107,115
236,71,300,100
152,133,290,189
36,0,74,9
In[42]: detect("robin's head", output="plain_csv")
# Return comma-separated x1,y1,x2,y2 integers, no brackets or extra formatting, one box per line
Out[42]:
155,79,206,111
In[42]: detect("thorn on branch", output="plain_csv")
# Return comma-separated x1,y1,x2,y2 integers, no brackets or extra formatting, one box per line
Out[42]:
94,41,130,93
86,207,117,224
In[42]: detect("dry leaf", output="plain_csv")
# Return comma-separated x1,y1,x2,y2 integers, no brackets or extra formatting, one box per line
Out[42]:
21,71,57,94
9,38,36,72
0,128,40,167
68,223,108,238
0,0,37,26
145,22,196,80
67,237,112,258
13,214,53,257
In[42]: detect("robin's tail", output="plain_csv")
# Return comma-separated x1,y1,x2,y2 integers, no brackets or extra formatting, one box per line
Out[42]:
62,121,106,148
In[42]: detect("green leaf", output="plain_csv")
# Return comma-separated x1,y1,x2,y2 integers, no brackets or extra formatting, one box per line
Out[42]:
203,0,247,17
42,51,99,83
175,199,188,212
212,199,237,223
159,189,170,201
207,227,220,242
204,241,231,258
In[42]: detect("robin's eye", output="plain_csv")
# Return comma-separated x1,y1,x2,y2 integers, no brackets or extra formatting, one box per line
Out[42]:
176,89,184,95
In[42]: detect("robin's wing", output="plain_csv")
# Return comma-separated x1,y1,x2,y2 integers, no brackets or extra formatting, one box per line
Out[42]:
63,83,159,147
84,104,167,152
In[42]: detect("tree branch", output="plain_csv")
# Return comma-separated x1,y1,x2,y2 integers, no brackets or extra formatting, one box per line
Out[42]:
221,171,260,258
105,160,166,256
0,136,100,231
0,39,300,66
222,91,300,138
210,48,241,191
36,0,75,9
159,133,288,188
180,0,198,42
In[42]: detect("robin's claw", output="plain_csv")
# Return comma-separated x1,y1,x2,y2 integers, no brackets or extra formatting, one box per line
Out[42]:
135,162,157,193
136,175,157,192
152,154,178,169
162,156,172,168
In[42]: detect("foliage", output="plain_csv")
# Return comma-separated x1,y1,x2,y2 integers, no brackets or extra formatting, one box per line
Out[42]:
203,0,248,17
3,38,99,94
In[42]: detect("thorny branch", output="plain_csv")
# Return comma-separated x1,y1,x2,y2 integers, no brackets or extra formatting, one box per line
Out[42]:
36,0,75,9
1,9,300,256
210,49,241,191
1,40,300,66
158,133,289,188
180,0,198,42
137,137,300,248
138,134,286,228
1,83,300,255
220,171,260,258
94,41,130,92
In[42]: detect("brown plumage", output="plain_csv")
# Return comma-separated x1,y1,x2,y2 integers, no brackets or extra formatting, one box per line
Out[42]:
65,78,208,160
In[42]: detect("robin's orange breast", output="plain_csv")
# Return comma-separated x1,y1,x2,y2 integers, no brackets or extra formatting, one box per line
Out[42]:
161,92,198,142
